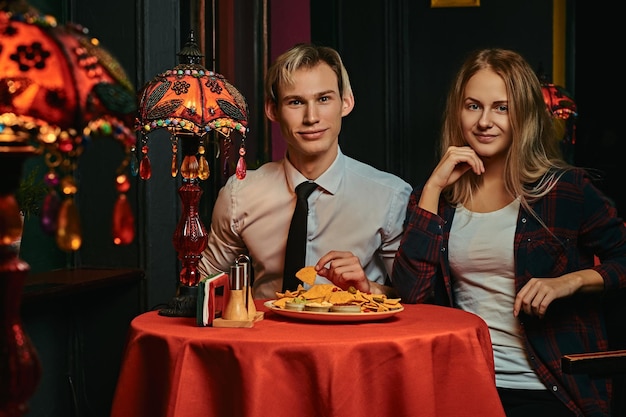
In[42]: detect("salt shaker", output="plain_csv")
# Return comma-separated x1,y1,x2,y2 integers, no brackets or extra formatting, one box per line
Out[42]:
236,254,256,320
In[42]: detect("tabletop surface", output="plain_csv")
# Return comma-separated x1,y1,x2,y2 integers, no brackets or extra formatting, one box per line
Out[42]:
111,301,506,417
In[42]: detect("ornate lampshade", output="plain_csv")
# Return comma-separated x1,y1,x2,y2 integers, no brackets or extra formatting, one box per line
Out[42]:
136,31,248,317
1,1,135,416
0,2,137,251
541,80,578,163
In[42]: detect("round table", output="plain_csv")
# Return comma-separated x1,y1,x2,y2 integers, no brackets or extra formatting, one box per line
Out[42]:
111,301,505,417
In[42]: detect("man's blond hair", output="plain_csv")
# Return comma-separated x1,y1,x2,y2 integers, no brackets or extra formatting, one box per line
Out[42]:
265,43,352,104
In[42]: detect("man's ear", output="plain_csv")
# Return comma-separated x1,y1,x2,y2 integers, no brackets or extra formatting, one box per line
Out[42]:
341,92,355,117
265,99,278,122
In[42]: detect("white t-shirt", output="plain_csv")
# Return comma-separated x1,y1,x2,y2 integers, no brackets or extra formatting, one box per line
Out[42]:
449,198,545,390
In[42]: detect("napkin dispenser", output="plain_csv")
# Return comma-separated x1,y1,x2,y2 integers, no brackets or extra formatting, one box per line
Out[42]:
196,272,228,327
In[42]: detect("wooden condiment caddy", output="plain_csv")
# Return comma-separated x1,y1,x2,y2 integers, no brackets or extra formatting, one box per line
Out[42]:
212,255,263,328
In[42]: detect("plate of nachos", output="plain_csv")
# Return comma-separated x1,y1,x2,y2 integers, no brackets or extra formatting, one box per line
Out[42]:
265,281,404,322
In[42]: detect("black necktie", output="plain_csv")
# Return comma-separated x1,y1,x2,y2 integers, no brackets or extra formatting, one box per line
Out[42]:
282,181,318,292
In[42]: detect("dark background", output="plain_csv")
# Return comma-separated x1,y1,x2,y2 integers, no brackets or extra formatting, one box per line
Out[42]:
13,0,623,416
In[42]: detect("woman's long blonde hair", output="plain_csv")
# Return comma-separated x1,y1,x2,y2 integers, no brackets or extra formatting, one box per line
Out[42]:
440,48,570,214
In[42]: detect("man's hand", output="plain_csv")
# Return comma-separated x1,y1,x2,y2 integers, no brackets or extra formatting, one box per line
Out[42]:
315,250,371,293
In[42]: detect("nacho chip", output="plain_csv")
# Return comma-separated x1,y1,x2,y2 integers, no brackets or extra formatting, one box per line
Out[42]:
272,297,294,308
295,266,317,285
301,284,338,299
327,290,357,305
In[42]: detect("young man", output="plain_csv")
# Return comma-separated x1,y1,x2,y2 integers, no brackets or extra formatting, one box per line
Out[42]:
198,43,411,299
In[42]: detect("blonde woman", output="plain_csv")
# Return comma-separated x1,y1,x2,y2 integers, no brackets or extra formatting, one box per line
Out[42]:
392,48,626,416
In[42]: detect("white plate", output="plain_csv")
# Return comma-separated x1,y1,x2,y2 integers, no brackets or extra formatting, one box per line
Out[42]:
264,300,404,322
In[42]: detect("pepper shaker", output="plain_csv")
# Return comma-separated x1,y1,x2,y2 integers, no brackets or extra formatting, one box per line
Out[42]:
223,264,248,321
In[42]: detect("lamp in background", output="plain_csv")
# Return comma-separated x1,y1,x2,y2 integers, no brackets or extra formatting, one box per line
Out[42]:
0,1,137,252
0,1,136,415
136,31,248,317
541,79,578,164
542,82,577,120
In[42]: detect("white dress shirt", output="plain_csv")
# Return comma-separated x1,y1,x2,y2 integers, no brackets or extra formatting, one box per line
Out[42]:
198,148,412,299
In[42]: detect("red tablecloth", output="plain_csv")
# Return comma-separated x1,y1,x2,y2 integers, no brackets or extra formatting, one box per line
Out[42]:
110,302,505,417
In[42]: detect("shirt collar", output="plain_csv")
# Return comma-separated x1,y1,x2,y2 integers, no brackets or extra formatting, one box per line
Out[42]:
284,147,345,196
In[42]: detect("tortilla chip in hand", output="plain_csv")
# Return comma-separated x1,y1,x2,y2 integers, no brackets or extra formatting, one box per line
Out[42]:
295,266,317,285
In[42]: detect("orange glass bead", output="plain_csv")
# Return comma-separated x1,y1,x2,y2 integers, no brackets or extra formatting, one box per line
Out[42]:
112,194,135,245
198,155,209,180
60,175,78,195
56,198,82,251
171,154,179,177
0,195,23,246
181,155,199,179
115,174,131,193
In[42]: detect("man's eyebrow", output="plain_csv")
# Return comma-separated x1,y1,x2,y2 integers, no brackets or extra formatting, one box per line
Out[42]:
281,90,338,101
281,94,301,101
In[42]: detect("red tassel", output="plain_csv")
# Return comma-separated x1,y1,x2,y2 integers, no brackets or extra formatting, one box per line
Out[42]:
236,156,247,180
139,154,152,179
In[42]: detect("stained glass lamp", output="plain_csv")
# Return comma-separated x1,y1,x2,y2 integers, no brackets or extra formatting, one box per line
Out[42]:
0,1,136,415
136,31,249,317
0,3,137,251
541,79,578,163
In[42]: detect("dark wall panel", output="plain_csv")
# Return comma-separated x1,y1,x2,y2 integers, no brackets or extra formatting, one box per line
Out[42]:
312,0,553,187
573,1,626,218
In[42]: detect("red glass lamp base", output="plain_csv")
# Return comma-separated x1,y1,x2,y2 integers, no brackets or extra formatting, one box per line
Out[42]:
0,148,41,417
172,179,208,287
160,177,208,318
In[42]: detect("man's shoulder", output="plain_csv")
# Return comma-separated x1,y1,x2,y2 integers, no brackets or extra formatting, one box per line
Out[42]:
344,156,411,190
225,160,284,187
